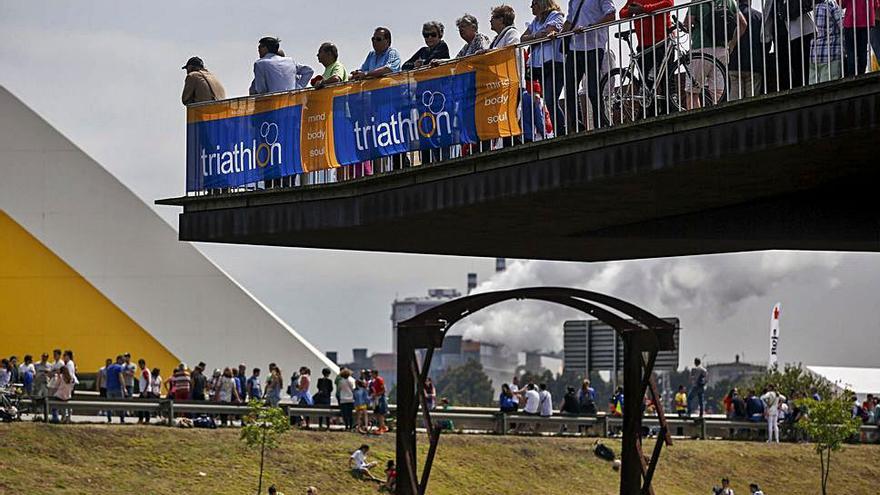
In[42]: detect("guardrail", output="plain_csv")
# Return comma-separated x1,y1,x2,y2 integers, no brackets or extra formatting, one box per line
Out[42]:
17,397,879,443
182,0,879,196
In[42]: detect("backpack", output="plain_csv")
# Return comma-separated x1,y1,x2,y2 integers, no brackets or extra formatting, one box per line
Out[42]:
775,0,814,25
701,0,739,45
594,442,616,462
193,415,217,429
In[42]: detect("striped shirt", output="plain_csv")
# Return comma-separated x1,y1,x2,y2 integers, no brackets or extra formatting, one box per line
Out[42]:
171,371,191,393
811,0,843,63
527,11,565,66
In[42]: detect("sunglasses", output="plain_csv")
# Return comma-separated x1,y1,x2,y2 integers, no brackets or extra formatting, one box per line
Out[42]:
371,36,386,42
422,32,439,38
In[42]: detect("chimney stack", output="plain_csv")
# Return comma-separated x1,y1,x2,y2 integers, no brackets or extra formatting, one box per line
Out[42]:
495,258,506,273
467,273,478,294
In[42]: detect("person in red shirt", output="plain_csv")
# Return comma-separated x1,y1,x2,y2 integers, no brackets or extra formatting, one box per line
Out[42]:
620,0,673,93
381,459,398,492
369,369,389,434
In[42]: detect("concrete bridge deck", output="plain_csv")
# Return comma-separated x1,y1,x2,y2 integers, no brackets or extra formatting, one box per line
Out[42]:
158,73,880,261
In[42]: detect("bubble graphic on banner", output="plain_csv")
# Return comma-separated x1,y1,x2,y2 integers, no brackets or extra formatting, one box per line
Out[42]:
257,122,279,168
422,91,446,114
419,91,448,138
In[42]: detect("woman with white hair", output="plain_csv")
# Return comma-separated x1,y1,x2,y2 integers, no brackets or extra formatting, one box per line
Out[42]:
488,5,521,48
402,21,451,70
455,14,492,57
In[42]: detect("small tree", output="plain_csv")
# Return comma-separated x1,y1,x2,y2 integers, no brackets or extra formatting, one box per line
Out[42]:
240,399,291,495
435,359,494,406
750,363,835,401
794,395,861,495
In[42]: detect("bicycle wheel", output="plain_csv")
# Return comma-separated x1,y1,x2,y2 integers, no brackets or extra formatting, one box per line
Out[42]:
599,68,644,126
676,52,728,108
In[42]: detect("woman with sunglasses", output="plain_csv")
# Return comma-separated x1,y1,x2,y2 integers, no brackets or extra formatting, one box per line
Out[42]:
403,21,452,164
402,21,450,70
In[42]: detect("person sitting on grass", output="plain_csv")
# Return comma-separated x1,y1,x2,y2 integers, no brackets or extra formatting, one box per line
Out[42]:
379,459,397,492
267,485,284,495
349,444,382,483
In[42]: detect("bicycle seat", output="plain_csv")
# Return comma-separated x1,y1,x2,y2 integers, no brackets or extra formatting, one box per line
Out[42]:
614,29,634,40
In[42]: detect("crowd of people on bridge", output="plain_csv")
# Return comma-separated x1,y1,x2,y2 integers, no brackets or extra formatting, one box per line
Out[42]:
181,0,879,136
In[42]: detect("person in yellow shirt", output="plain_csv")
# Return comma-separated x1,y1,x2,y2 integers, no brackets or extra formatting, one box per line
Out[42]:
675,385,688,417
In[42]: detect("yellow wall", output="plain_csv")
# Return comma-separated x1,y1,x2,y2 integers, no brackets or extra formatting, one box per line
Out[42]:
0,210,179,378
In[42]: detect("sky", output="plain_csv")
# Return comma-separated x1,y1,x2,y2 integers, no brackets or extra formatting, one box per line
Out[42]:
1,1,878,367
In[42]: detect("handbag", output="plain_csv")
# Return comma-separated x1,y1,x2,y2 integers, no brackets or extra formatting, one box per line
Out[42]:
561,0,588,54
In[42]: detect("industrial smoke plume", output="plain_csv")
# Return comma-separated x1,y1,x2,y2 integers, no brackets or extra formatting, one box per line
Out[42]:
456,252,841,354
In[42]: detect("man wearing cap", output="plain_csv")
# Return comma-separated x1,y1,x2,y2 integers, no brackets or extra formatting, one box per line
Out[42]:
181,56,226,105
249,36,301,95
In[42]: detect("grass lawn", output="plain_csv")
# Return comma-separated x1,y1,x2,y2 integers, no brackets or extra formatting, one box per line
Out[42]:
1,422,878,494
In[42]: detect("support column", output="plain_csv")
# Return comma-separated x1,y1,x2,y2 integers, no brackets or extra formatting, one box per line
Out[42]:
396,332,419,495
620,334,643,495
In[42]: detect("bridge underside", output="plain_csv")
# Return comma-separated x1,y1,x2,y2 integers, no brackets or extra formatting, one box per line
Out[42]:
160,74,880,262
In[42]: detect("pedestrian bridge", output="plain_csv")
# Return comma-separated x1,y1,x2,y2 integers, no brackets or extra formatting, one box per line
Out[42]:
159,71,880,261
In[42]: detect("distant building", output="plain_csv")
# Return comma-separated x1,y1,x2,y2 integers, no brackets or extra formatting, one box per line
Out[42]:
706,355,765,387
391,288,461,351
495,258,506,273
522,351,563,376
432,335,519,393
563,319,680,375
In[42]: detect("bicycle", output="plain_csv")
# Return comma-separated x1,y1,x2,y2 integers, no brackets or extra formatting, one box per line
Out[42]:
0,385,22,422
600,14,729,125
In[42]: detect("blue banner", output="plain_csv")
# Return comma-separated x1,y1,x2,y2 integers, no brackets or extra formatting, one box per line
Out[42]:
331,72,478,165
185,48,522,191
186,104,303,191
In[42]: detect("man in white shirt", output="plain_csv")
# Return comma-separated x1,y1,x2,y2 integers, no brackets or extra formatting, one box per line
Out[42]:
349,444,381,482
523,384,540,415
510,375,520,394
517,383,542,433
50,349,64,376
538,383,553,417
749,483,764,495
137,358,153,424
19,355,35,395
537,383,554,433
62,350,78,386
249,37,313,95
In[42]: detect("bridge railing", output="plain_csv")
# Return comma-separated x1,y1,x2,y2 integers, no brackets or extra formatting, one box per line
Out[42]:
183,0,877,197
19,397,880,442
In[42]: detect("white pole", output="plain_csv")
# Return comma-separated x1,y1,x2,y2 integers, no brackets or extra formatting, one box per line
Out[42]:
769,302,781,369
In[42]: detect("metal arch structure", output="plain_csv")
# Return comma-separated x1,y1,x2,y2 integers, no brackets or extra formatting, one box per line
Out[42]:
395,287,678,495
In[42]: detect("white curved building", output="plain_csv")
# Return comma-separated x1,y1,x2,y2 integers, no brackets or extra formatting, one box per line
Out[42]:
0,86,336,381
